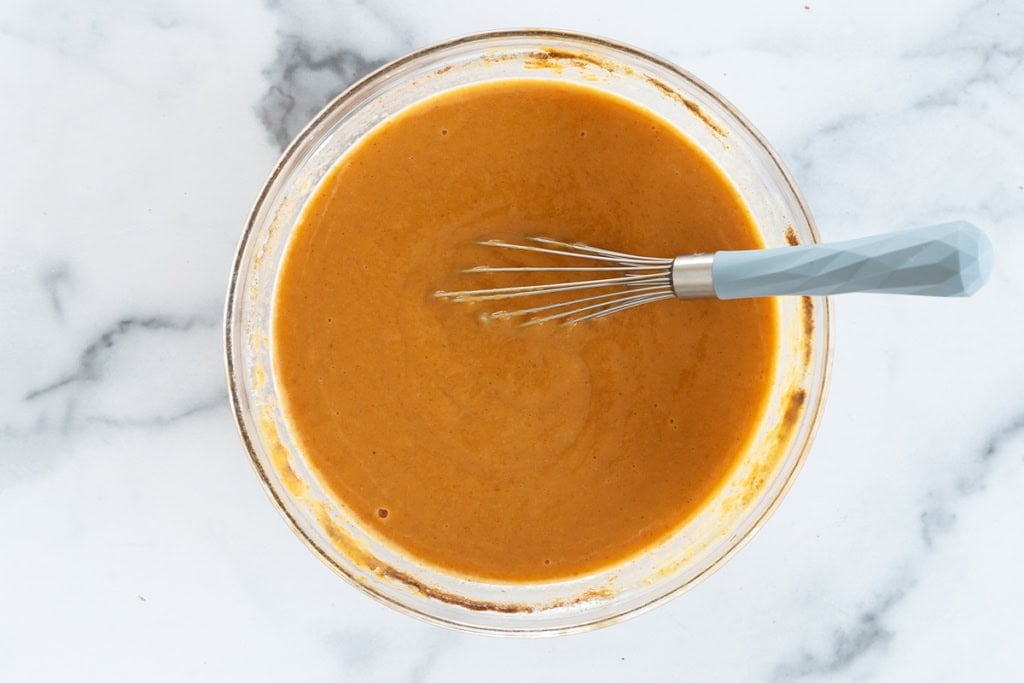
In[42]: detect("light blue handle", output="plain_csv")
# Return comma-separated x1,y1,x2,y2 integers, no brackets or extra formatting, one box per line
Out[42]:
711,221,993,299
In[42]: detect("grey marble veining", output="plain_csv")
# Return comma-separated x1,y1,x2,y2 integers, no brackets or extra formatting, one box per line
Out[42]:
770,409,1024,680
258,39,388,150
772,580,912,682
258,0,413,149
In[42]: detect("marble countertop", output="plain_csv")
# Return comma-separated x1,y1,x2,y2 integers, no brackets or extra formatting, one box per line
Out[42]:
2,1,1022,680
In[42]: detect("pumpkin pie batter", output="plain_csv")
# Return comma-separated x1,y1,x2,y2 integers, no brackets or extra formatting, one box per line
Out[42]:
272,79,777,582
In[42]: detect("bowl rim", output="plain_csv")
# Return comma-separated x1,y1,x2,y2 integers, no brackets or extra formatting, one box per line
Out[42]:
224,27,834,636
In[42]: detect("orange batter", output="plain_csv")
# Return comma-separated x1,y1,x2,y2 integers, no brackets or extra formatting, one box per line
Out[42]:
272,79,777,582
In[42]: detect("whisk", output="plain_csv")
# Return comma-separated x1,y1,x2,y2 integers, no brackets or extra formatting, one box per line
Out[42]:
435,221,993,326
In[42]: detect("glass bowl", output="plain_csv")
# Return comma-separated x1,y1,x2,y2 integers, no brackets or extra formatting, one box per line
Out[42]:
225,29,832,636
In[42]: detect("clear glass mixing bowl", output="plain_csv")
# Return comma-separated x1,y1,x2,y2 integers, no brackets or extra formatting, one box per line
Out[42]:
225,29,832,635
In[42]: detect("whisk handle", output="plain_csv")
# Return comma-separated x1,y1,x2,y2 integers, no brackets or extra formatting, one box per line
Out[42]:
710,221,993,300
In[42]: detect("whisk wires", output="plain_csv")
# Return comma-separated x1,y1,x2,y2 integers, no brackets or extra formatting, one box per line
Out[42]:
434,237,675,326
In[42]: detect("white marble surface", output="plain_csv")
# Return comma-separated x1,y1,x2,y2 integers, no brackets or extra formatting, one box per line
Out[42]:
2,0,1022,680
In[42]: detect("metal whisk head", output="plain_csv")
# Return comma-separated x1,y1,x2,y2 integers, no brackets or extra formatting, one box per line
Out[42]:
434,237,678,326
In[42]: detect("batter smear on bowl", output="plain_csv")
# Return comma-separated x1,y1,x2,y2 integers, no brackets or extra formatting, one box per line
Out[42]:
272,79,778,582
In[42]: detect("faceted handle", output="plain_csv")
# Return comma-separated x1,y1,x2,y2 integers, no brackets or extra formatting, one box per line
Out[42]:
711,221,993,299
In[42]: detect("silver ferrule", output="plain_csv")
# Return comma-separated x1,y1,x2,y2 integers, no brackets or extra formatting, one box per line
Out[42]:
670,254,717,299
